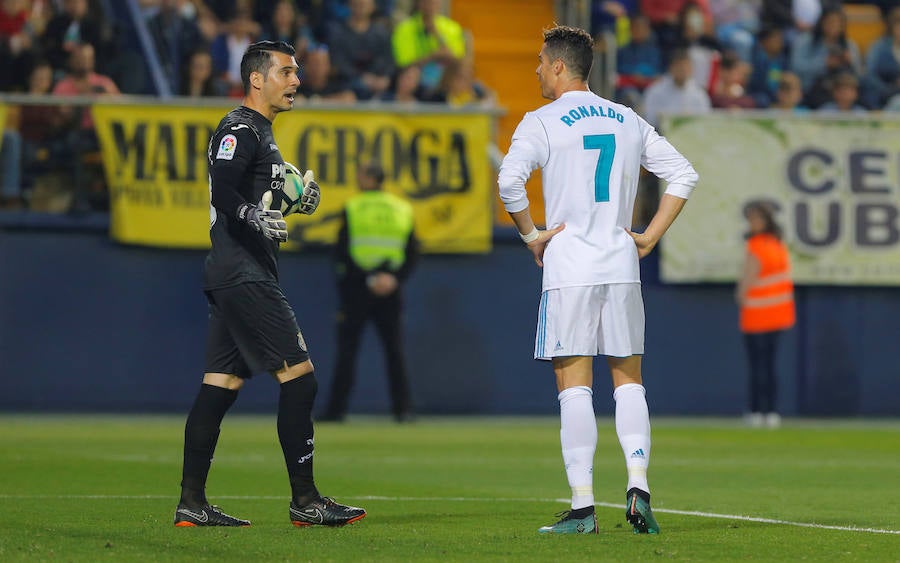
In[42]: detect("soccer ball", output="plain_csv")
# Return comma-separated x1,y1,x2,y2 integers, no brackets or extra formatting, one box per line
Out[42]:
276,162,305,215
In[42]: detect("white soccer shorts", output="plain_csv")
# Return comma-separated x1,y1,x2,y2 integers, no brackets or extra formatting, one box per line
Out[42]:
534,283,645,360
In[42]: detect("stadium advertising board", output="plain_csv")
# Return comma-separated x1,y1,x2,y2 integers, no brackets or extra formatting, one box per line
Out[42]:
660,113,900,286
92,104,493,252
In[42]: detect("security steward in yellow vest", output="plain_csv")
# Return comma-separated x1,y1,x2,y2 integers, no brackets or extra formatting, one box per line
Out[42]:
321,161,418,422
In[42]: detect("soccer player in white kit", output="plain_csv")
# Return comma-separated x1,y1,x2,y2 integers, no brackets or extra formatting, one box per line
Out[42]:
498,25,698,535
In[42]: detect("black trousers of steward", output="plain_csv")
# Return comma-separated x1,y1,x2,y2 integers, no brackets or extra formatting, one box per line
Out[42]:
325,284,411,418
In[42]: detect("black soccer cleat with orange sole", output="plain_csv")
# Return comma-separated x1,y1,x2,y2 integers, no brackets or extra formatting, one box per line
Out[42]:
289,496,367,527
174,503,251,527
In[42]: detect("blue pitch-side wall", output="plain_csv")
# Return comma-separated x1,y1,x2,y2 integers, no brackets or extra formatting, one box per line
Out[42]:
0,229,897,416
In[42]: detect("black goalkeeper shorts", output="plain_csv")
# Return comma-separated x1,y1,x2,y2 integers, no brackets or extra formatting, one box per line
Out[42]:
204,281,310,378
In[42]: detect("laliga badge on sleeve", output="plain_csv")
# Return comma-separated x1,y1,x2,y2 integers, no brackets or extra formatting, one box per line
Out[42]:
217,134,238,160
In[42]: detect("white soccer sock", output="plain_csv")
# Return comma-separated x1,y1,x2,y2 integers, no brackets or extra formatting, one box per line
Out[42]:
614,383,651,494
558,385,597,510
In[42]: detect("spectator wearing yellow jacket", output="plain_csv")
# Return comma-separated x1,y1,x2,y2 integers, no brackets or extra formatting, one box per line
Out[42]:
391,0,466,93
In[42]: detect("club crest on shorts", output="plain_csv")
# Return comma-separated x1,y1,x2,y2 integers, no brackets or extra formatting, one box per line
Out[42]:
297,331,307,352
216,134,238,160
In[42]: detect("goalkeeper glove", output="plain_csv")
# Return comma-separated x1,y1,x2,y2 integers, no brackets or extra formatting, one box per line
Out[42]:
297,170,320,215
238,191,288,242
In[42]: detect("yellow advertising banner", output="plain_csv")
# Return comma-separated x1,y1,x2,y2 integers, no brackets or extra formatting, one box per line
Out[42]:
92,103,494,252
0,104,6,151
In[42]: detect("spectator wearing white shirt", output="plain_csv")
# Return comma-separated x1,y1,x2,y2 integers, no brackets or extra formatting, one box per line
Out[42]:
642,49,711,129
817,71,867,113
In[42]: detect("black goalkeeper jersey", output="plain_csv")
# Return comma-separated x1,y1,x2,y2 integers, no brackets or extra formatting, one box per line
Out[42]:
204,106,287,290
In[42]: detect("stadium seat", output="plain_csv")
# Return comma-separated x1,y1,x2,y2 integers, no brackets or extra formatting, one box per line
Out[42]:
844,3,886,58
451,0,555,225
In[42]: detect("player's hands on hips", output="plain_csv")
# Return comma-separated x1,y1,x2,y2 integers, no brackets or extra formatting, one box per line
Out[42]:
240,191,288,242
298,170,320,215
626,228,658,258
527,223,565,267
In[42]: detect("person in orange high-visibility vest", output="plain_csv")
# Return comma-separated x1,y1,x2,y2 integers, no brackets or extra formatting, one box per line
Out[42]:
735,201,795,429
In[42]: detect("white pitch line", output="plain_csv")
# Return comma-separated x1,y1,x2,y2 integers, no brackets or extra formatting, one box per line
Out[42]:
0,494,896,535
591,501,900,536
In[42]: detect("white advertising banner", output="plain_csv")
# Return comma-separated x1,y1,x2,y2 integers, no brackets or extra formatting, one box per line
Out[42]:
660,113,900,286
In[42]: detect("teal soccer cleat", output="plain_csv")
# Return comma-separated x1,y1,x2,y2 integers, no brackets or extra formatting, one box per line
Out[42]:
625,488,660,534
538,510,598,534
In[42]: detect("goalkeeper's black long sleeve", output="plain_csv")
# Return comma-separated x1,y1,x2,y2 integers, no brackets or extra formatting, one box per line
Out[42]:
210,164,251,222
208,124,260,221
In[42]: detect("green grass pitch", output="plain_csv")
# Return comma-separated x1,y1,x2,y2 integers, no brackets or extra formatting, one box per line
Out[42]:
0,415,897,561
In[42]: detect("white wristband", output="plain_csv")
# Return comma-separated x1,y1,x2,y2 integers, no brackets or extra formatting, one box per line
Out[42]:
518,227,539,244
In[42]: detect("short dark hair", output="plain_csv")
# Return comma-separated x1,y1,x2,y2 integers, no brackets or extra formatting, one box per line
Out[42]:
668,48,691,67
240,40,296,94
743,200,783,239
756,23,781,41
362,161,386,184
542,25,593,81
720,50,742,71
831,71,858,90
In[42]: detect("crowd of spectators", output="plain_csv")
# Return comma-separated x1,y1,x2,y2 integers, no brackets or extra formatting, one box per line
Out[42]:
136,0,493,105
595,0,900,128
0,0,494,209
0,0,129,209
0,0,493,102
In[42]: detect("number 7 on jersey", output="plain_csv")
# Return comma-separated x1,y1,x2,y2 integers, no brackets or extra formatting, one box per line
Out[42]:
583,134,616,203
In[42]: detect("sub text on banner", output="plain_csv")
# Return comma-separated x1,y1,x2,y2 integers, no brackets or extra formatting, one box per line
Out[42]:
660,113,900,286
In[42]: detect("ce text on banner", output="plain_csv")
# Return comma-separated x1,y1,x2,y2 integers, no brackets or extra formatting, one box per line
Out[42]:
660,113,900,286
92,104,493,253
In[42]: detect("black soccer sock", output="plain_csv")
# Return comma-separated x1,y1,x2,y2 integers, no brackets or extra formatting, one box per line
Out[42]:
278,373,320,506
180,384,239,507
627,487,651,503
569,505,595,519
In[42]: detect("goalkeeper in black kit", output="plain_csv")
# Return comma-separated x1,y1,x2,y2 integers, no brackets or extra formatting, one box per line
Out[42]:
174,40,366,528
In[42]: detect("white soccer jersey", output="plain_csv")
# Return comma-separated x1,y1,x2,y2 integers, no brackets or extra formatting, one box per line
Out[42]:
498,90,698,290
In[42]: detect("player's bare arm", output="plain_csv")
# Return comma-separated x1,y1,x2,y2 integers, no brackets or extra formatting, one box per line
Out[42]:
626,194,687,258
